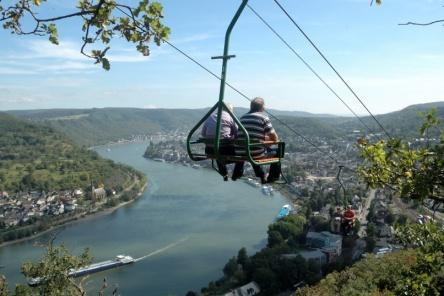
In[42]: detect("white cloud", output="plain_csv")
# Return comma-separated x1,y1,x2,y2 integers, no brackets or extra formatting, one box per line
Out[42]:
8,40,87,61
42,77,92,88
0,87,48,104
0,39,165,76
172,33,214,45
0,67,37,75
41,61,95,71
0,40,98,75
24,40,154,63
0,60,95,75
1,96,36,103
107,53,151,63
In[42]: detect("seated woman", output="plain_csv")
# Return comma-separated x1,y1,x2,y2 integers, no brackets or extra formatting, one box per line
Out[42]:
201,103,237,181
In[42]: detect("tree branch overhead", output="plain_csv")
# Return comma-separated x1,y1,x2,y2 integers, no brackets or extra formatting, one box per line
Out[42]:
0,0,171,70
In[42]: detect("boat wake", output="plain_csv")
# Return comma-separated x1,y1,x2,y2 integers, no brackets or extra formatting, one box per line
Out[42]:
135,237,189,262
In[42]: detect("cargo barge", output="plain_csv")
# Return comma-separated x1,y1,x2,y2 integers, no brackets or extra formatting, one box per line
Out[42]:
28,255,134,286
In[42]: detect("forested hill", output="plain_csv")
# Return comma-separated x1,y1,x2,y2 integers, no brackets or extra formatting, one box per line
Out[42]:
7,102,444,146
0,112,137,193
340,101,444,138
8,108,207,146
7,107,342,146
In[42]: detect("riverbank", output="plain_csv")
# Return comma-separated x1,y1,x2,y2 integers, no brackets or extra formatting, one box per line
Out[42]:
144,153,301,205
0,177,148,248
1,141,290,294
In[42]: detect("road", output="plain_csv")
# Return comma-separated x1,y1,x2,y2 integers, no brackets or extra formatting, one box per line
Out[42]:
358,189,376,237
393,197,443,223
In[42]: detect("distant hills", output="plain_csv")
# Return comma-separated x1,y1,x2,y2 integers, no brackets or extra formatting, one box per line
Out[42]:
7,108,206,146
6,102,443,146
343,101,444,138
0,112,136,193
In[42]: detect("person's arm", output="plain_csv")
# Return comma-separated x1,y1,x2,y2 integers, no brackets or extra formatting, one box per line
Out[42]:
266,131,279,142
231,119,238,139
264,116,278,142
201,121,207,138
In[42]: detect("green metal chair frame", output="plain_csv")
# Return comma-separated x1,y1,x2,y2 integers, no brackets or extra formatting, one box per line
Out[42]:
186,0,285,166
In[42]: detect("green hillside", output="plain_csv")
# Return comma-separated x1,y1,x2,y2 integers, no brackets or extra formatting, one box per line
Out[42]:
8,108,208,146
335,102,444,138
296,250,418,296
5,108,349,147
0,112,136,193
7,102,444,146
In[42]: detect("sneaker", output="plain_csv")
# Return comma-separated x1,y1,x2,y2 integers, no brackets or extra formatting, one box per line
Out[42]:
223,175,229,182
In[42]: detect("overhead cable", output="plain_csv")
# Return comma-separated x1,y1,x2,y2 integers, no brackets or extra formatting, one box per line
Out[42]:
272,0,392,139
247,3,378,139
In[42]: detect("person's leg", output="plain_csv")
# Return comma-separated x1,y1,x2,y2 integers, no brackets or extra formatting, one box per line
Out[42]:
219,146,233,180
267,162,282,183
216,160,229,180
206,146,228,180
205,146,214,155
232,162,244,180
252,164,266,184
225,145,235,156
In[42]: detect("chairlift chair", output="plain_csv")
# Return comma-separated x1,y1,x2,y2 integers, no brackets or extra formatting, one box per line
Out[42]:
185,0,285,169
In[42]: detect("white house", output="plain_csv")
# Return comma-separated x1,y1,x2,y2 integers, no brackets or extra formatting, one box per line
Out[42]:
224,281,261,296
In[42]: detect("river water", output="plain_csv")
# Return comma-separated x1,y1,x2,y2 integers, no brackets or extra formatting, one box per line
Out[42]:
0,142,286,295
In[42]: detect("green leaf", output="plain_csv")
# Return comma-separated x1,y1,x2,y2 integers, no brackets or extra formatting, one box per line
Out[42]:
101,58,110,71
47,23,59,45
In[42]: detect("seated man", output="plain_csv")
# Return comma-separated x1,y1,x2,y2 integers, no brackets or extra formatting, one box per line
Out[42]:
232,97,281,184
201,103,238,181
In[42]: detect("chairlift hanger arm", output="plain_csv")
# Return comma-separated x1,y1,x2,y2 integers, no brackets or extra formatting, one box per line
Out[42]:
214,0,249,156
336,165,346,198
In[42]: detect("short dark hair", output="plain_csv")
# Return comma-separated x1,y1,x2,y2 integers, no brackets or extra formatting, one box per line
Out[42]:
250,97,264,112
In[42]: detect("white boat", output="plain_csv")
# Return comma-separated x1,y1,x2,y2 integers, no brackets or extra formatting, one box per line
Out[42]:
261,185,273,196
245,178,260,187
28,255,135,286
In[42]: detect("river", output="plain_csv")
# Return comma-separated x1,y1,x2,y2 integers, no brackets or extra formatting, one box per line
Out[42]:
0,142,287,295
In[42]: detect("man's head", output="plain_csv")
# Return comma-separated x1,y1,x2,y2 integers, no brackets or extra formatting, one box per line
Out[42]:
250,97,265,112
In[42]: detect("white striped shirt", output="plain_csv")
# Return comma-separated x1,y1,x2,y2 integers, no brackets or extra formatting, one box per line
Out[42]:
235,112,275,158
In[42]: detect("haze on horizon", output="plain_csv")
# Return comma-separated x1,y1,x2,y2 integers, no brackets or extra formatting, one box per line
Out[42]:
1,0,443,115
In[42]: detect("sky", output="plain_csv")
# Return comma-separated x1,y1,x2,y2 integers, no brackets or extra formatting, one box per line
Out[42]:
0,0,444,115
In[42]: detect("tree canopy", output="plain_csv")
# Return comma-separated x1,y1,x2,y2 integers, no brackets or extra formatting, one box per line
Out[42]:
358,110,443,206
